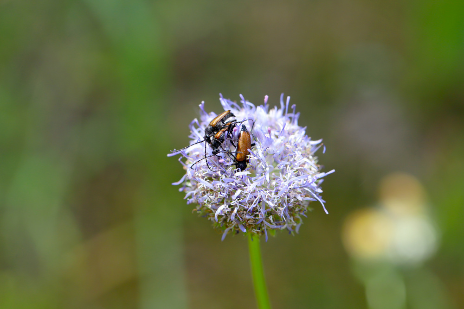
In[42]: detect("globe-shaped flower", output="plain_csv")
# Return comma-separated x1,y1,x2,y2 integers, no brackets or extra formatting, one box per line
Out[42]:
169,94,334,240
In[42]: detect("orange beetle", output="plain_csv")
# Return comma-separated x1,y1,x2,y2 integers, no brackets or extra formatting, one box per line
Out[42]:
234,125,252,171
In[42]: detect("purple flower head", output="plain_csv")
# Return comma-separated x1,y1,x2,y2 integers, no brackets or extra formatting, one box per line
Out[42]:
168,94,334,241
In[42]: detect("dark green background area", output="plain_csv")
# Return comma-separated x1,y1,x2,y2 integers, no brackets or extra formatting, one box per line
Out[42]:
0,1,463,308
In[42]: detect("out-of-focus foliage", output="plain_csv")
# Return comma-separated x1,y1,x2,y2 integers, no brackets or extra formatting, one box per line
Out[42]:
0,0,463,308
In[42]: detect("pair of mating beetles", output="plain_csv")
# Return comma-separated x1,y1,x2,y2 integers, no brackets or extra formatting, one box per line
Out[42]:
183,110,254,171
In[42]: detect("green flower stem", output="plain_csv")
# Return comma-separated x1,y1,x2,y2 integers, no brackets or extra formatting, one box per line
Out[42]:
248,233,271,309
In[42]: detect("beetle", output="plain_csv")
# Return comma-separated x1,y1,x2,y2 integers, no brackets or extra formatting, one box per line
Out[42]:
190,121,256,171
204,110,236,146
177,110,240,170
206,111,237,155
233,124,254,171
184,110,237,153
200,110,239,170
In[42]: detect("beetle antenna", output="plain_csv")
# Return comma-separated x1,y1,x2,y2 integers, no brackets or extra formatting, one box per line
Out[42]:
190,150,235,169
204,139,213,171
177,139,206,151
250,119,255,134
249,120,257,145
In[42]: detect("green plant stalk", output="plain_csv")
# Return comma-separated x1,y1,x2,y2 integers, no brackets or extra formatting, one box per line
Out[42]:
248,233,271,309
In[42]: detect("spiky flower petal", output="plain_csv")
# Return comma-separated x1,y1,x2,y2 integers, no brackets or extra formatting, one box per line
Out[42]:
169,94,334,240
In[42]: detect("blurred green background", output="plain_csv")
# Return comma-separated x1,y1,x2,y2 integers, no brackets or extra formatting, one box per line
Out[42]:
1,0,463,308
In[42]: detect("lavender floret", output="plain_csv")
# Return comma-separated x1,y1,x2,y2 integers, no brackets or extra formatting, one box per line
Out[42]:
169,94,334,240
